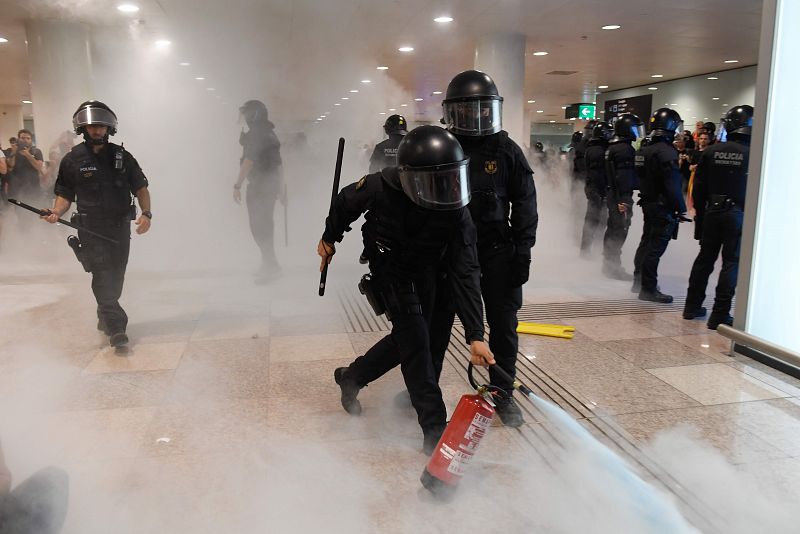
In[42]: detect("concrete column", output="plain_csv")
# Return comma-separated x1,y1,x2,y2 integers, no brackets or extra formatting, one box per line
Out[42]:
25,19,93,153
474,33,526,144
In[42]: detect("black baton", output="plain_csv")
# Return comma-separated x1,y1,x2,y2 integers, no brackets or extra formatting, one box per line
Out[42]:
7,198,120,245
319,137,345,296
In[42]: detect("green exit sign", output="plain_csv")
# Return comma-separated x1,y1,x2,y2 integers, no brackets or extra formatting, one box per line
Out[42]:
578,104,596,119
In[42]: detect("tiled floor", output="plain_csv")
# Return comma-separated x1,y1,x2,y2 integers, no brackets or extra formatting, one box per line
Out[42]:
1,269,799,533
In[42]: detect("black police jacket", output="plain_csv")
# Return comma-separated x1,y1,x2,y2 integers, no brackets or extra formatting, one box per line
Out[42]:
584,139,608,194
322,170,484,343
368,133,405,173
54,142,149,218
692,139,749,218
573,138,588,178
455,131,538,260
640,140,687,213
605,140,637,204
240,119,282,177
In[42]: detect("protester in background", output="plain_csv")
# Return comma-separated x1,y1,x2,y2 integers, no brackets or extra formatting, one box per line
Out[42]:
6,130,44,202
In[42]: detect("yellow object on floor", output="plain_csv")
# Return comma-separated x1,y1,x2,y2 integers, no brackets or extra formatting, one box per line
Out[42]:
517,322,575,339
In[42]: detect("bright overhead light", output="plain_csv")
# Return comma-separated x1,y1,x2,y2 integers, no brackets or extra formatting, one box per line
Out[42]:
195,77,205,81
400,104,408,107
569,117,576,120
341,97,349,100
388,108,396,111
434,16,453,23
379,112,386,115
707,76,719,80
527,100,535,103
22,100,32,104
561,106,567,109
0,38,7,44
532,51,548,56
414,98,423,101
179,62,190,66
117,4,139,13
155,39,171,47
598,85,609,89
334,103,341,106
361,79,371,84
724,59,739,63
651,74,663,78
376,66,389,70
432,91,442,95
602,24,621,30
349,89,359,93
712,97,720,100
536,110,544,113
398,46,414,52
723,103,729,106
549,120,556,123
648,87,658,90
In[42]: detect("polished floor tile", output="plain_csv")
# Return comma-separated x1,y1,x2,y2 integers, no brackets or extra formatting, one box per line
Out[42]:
602,337,718,369
567,315,664,341
83,341,187,374
191,315,270,341
631,312,711,336
647,363,789,405
269,333,355,362
671,333,733,362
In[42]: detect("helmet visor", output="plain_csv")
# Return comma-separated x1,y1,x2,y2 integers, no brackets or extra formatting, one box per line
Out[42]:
717,123,728,143
442,99,502,136
398,159,471,210
630,124,646,140
73,107,117,130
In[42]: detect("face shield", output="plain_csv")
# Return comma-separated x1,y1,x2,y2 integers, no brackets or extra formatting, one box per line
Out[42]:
629,124,646,140
73,107,117,131
442,98,502,136
398,159,471,210
716,124,728,143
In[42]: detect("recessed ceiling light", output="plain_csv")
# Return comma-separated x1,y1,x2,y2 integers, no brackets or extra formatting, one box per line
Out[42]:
712,97,720,100
155,39,171,47
651,74,663,78
195,77,205,81
570,117,576,120
414,98,423,101
598,85,609,89
341,97,349,100
117,4,139,13
536,110,544,113
379,112,386,115
179,62,190,66
398,46,414,52
724,59,739,63
432,91,442,95
532,51,548,56
692,116,697,119
434,16,453,23
361,79,371,84
377,66,389,70
704,117,709,120
0,38,7,44
561,106,567,109
22,100,32,104
389,108,396,111
648,87,658,90
349,89,359,93
602,24,621,30
319,116,325,119
400,104,408,107
549,120,556,123
723,104,729,106
707,76,719,80
206,87,215,91
334,103,341,106
527,100,535,103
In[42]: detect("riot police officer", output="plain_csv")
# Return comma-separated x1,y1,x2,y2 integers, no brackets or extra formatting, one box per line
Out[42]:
632,108,687,303
683,105,753,329
572,120,596,184
602,114,645,280
42,101,151,349
580,121,613,255
431,70,538,427
368,114,407,173
318,125,494,454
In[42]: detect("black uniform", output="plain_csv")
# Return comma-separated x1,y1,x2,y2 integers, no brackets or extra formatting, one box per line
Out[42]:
240,119,282,270
572,137,588,183
368,133,405,173
603,140,637,269
430,131,538,394
54,142,148,334
580,139,609,252
323,170,484,435
684,139,749,321
632,140,686,292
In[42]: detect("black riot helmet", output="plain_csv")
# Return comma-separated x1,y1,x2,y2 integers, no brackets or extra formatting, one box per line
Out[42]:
721,105,753,138
442,70,503,136
72,100,118,144
571,131,583,144
591,121,613,141
611,113,645,142
583,119,598,134
534,141,544,153
383,114,408,135
648,108,683,141
240,99,268,126
396,125,470,210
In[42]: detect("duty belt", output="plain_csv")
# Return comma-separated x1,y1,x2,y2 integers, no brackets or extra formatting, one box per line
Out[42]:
709,194,736,208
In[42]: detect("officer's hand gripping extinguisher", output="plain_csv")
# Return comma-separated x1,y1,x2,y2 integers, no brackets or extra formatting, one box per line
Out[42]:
421,363,522,497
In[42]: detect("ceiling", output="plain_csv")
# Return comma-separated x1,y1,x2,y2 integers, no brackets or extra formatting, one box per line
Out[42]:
0,0,763,126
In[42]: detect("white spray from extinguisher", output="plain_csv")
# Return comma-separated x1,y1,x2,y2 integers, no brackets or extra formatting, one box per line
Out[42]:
522,391,700,534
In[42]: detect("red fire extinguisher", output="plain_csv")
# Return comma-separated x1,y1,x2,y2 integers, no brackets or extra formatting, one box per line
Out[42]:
420,363,507,496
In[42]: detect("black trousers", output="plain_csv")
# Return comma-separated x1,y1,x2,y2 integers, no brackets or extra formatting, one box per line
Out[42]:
633,203,677,292
430,244,523,394
602,196,633,268
581,189,606,252
80,218,131,334
0,467,69,534
685,206,743,317
347,272,447,433
245,179,279,269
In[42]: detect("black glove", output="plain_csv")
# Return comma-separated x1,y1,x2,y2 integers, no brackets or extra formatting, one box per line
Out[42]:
509,255,531,288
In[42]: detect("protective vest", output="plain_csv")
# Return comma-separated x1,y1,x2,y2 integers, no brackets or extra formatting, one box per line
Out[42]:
698,140,749,207
70,143,133,218
585,140,608,194
605,141,637,199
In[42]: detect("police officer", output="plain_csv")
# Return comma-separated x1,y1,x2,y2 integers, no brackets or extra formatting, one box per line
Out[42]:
632,108,687,303
580,121,612,255
431,70,538,427
683,105,753,329
318,125,494,454
368,114,407,173
572,120,596,184
42,101,151,349
233,100,285,283
602,114,644,280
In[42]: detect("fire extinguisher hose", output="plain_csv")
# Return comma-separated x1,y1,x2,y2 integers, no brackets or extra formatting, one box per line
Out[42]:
467,362,536,399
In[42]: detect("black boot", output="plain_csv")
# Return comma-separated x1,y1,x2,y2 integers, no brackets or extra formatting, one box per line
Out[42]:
631,275,641,294
109,332,129,354
334,367,362,415
638,289,674,303
494,396,524,427
682,307,707,320
97,319,110,336
422,425,446,456
603,264,634,281
707,313,733,330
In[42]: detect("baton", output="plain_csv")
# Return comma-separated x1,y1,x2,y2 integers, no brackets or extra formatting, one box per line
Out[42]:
319,137,345,296
7,198,120,244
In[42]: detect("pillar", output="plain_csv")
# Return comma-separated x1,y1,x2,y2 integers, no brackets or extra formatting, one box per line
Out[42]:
474,33,526,144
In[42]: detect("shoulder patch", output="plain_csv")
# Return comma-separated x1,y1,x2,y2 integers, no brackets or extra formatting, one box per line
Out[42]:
355,175,368,190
